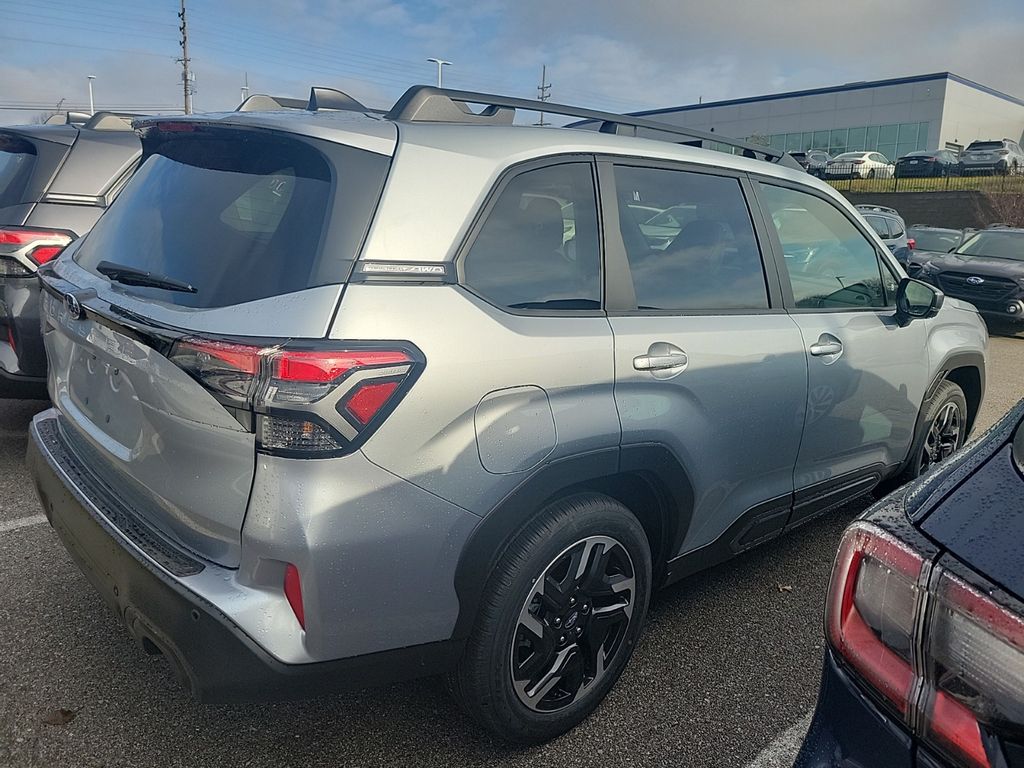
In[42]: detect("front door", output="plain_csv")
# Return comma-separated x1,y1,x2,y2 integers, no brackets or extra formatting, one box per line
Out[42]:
756,182,931,522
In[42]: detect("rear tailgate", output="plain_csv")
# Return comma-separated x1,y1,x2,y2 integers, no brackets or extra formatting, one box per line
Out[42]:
41,120,394,567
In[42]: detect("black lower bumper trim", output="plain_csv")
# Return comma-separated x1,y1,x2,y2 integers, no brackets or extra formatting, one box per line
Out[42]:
27,415,462,703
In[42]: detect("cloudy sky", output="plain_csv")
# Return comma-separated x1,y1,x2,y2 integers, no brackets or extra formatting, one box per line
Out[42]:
2,0,1023,125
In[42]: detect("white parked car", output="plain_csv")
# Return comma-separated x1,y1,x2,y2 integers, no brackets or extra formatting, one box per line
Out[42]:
825,151,895,179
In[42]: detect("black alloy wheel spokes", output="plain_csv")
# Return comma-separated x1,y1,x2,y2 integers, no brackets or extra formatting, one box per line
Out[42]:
510,535,636,712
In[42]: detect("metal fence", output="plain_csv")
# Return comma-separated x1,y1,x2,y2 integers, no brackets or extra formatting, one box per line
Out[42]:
822,166,1024,194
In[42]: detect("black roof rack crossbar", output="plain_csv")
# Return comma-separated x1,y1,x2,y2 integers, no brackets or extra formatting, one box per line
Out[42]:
386,86,800,167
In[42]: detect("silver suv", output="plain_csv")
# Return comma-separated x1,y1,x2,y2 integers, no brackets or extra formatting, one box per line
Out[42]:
959,138,1024,175
27,86,988,744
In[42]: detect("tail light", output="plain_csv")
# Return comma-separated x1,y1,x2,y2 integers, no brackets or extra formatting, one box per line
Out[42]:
827,522,1024,768
168,336,421,457
997,150,1010,156
924,573,1024,768
908,238,916,250
0,227,75,276
852,159,866,165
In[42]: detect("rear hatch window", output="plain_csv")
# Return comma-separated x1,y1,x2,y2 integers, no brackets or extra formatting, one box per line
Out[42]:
0,134,37,209
74,125,389,308
966,142,1004,151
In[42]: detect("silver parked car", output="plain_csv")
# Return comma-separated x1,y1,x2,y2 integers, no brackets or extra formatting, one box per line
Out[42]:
0,113,140,397
28,86,988,744
959,138,1024,175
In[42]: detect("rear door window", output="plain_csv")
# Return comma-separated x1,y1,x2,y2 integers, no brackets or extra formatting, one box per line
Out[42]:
74,127,389,308
461,162,600,311
865,216,891,238
612,165,769,311
0,135,37,209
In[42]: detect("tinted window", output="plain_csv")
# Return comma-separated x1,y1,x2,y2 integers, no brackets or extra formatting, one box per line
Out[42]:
0,135,37,209
888,218,904,239
463,163,600,310
967,142,1004,151
613,166,768,311
908,228,960,252
865,216,890,238
957,231,1024,261
75,128,388,308
760,184,889,309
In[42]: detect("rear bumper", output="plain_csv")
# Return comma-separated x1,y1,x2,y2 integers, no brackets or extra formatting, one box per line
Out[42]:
794,650,914,768
27,411,463,703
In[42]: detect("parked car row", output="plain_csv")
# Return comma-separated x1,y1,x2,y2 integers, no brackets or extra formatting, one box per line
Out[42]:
2,86,997,753
787,138,1024,180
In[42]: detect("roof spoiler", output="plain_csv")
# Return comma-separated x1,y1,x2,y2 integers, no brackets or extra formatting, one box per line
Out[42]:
236,87,383,114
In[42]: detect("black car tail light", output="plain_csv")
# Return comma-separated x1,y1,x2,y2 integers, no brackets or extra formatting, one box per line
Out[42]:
827,522,1024,768
827,523,924,717
923,572,1024,768
169,336,421,457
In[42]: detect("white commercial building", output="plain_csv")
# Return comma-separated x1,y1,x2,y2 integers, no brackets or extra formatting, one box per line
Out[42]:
626,72,1024,160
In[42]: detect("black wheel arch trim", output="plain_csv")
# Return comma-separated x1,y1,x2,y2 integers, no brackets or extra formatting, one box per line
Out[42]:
450,443,695,643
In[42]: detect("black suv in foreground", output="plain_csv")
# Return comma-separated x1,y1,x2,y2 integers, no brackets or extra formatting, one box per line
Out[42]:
917,227,1024,325
0,113,140,397
797,398,1024,768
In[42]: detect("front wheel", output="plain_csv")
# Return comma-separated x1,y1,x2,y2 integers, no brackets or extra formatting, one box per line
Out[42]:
875,380,967,497
448,493,652,744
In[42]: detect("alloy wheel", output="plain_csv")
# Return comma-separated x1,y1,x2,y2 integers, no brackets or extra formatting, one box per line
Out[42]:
920,402,963,473
510,535,636,713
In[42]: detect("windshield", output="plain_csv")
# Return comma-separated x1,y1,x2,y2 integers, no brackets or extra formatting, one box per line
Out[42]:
75,127,389,308
908,228,963,252
956,231,1024,261
0,135,37,209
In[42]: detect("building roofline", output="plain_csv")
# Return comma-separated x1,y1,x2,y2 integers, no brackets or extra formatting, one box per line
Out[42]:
627,72,1024,117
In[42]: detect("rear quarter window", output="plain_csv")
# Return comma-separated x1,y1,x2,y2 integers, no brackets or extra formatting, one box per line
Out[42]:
74,127,389,308
0,134,37,209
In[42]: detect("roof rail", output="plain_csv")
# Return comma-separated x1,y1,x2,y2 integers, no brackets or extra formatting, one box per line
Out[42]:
385,85,802,168
855,204,901,216
83,112,144,131
236,87,379,114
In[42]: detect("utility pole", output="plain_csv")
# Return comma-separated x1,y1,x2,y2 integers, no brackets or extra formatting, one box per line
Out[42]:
535,64,551,127
178,0,193,114
427,57,451,88
86,76,96,115
241,72,250,102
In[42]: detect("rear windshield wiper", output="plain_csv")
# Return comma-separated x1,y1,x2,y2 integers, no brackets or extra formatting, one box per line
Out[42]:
96,260,197,294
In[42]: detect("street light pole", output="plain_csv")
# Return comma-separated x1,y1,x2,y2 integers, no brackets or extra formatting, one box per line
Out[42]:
86,75,96,115
426,57,451,88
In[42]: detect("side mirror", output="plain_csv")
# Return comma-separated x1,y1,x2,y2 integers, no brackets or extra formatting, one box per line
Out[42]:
896,277,944,326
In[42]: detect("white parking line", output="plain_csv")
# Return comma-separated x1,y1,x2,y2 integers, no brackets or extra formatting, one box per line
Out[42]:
0,514,48,534
743,711,813,768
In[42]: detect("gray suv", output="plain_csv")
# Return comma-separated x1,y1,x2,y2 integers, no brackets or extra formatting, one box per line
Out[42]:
27,87,988,744
959,138,1024,175
0,113,141,397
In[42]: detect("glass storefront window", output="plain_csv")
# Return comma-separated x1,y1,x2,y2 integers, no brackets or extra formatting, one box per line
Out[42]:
812,131,829,150
802,132,814,151
878,124,898,145
866,126,879,150
829,128,848,155
786,133,803,152
877,144,896,163
847,127,867,151
918,122,930,149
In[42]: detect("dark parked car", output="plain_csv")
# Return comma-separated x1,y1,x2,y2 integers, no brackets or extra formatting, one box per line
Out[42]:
894,149,961,178
795,397,1024,768
905,226,973,276
917,227,1024,324
791,150,831,177
0,113,140,398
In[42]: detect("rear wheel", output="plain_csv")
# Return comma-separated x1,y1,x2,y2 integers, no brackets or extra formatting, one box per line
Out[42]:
867,168,876,179
448,493,651,744
874,380,967,498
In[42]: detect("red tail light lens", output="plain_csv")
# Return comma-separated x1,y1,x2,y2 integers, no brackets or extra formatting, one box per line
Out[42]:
827,523,924,716
169,336,421,457
852,159,866,164
907,239,916,250
283,564,305,630
0,227,75,271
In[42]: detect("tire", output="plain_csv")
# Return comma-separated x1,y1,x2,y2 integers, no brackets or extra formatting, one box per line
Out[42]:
448,493,652,744
867,169,876,179
874,380,968,498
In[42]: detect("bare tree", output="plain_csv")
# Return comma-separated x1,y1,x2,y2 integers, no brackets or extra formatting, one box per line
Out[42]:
976,192,1024,227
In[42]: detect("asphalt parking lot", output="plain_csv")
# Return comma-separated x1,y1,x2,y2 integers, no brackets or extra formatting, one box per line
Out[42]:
1,332,1021,768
